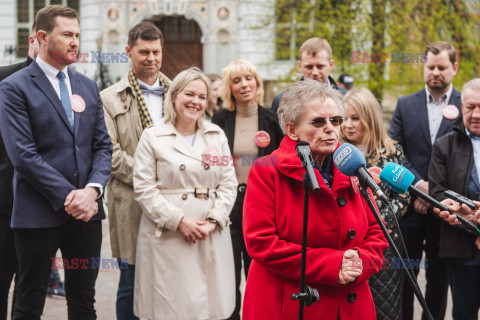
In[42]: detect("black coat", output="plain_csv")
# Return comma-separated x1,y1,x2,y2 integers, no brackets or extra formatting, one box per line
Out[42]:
429,119,479,259
211,105,284,158
0,57,32,82
0,56,33,216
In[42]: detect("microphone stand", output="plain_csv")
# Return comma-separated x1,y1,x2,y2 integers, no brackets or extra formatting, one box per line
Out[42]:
291,142,320,319
290,172,320,320
359,186,434,320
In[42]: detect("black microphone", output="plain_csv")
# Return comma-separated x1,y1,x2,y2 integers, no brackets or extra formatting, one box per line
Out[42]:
379,162,480,235
444,190,477,210
333,143,389,203
295,141,321,193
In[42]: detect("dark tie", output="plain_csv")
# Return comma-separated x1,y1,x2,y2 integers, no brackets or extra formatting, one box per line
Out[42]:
57,71,73,128
139,84,164,97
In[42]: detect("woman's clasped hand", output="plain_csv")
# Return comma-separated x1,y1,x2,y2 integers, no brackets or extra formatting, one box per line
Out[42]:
178,216,217,243
338,249,363,284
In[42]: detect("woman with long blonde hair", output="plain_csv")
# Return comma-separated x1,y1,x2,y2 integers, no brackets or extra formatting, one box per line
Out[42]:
342,88,397,163
341,87,410,320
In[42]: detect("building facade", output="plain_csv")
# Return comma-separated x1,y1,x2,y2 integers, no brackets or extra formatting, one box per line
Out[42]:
2,0,294,93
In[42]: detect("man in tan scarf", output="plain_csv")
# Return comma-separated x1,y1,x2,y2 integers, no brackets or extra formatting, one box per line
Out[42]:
101,22,170,320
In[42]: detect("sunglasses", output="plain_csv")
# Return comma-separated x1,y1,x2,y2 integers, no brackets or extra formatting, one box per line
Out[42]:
307,116,344,128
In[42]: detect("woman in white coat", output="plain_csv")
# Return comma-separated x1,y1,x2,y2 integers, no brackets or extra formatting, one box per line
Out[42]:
133,67,238,320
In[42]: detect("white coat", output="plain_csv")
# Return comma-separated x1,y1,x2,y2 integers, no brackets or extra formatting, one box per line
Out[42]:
133,119,237,320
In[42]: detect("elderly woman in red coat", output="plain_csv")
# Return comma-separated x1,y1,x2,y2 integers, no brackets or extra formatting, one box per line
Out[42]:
242,79,388,320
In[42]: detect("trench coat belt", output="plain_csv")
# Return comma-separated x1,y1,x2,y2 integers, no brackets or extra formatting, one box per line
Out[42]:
158,188,216,199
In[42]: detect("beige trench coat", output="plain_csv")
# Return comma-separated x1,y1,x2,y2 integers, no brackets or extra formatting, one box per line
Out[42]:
101,72,170,265
133,119,237,320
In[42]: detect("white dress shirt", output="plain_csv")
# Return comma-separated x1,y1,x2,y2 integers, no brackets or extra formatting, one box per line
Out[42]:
425,84,453,145
36,56,73,119
35,56,103,197
415,84,454,188
137,78,164,124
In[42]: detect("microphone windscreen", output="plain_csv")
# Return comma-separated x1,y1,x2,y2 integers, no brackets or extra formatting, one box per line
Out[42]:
379,162,415,194
333,143,366,176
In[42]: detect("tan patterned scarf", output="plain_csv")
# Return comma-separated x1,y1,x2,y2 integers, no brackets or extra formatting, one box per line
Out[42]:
128,69,170,129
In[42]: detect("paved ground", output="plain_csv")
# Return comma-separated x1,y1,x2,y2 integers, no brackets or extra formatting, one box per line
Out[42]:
7,216,454,320
414,265,452,319
7,219,119,320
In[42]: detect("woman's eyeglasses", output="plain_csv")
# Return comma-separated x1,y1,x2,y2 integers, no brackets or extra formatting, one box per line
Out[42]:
307,116,344,128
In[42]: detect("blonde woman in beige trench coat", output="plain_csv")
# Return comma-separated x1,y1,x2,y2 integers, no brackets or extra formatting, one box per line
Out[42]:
133,68,237,320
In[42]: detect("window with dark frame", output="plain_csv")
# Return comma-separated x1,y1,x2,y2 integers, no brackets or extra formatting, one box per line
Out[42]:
16,0,80,58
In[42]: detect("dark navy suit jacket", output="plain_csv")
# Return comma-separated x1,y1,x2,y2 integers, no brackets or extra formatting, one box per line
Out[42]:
389,87,462,185
0,55,33,217
0,60,112,228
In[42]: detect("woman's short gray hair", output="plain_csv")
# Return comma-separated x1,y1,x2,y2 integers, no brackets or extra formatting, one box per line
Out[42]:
277,79,344,134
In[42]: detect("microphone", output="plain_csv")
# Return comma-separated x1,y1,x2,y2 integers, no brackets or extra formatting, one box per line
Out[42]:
444,190,477,210
379,162,480,235
333,143,388,203
295,141,321,193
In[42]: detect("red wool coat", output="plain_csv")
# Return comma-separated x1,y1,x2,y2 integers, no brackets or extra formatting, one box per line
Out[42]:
242,136,388,320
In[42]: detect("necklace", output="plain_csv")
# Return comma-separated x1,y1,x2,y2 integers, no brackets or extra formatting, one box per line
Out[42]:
239,125,247,135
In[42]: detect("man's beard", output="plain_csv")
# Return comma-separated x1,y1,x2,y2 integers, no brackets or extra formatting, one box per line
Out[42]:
48,43,78,65
427,78,449,93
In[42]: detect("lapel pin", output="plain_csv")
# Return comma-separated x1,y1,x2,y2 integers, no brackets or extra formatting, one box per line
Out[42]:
367,166,382,184
442,104,459,120
350,176,360,193
70,94,86,113
254,130,271,148
204,145,220,157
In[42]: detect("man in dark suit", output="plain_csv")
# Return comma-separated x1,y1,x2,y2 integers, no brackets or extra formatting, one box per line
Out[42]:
0,22,68,320
389,41,461,320
0,39,36,81
0,24,39,320
0,5,112,320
